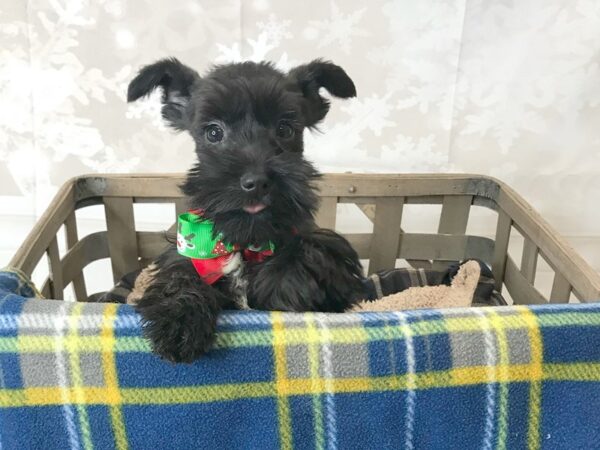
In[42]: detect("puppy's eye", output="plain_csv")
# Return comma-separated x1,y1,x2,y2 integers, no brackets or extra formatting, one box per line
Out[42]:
276,122,295,139
205,124,224,143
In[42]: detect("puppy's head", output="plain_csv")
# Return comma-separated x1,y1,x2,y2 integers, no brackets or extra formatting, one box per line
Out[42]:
128,58,356,246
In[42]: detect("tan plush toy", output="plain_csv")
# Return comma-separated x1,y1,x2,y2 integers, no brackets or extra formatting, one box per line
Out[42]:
350,260,481,311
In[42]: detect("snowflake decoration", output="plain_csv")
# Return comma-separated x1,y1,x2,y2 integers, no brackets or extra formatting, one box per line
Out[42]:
125,89,168,131
257,14,292,47
82,146,140,173
340,94,396,136
380,134,447,172
308,1,369,54
215,32,296,71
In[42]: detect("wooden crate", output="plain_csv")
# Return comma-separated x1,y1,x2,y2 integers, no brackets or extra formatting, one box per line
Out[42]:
9,173,600,304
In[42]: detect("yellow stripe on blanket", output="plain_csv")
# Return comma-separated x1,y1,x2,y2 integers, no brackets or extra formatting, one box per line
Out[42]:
1,362,599,408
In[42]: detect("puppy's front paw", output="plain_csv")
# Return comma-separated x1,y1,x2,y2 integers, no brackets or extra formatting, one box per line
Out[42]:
135,264,223,363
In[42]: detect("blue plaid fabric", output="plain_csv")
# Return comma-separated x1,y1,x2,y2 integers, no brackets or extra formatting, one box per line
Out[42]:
0,269,599,450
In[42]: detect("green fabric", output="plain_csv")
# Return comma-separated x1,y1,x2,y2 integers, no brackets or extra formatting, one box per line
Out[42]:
177,212,275,259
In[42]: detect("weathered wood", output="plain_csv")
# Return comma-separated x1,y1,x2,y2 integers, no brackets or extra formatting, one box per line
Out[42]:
9,180,75,276
104,197,139,283
46,236,64,300
75,173,502,200
317,174,500,198
433,195,472,270
40,279,51,299
492,210,512,291
344,233,494,262
520,239,538,284
497,182,600,301
340,196,444,206
504,257,547,305
550,272,571,303
60,232,109,287
368,198,404,274
64,211,87,301
175,198,187,218
315,197,338,229
132,196,182,204
438,195,472,234
137,231,172,260
357,204,375,222
355,203,436,270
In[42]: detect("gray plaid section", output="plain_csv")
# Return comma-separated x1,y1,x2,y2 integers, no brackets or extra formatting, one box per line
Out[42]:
287,345,310,378
450,332,499,367
506,328,531,365
79,353,105,386
323,343,369,378
22,353,71,387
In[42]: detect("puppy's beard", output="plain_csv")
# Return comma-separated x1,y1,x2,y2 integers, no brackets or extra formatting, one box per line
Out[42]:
210,209,277,247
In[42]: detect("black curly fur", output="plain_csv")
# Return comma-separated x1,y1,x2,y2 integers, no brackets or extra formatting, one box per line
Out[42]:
135,253,226,363
128,58,364,362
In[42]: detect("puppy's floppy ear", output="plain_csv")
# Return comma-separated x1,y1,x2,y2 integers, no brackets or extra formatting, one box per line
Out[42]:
288,59,356,127
127,58,200,131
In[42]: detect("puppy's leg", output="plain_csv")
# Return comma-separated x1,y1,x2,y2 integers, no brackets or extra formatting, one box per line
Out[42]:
135,251,227,363
248,229,366,312
297,228,366,310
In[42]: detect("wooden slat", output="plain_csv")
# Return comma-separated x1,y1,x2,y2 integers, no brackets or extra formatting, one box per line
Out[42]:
550,272,571,303
46,236,64,300
340,196,444,205
520,238,538,284
104,197,139,283
437,195,472,234
344,233,494,262
402,234,494,264
175,198,187,218
504,257,547,305
368,197,404,274
317,174,500,198
167,222,177,235
492,210,512,291
41,280,51,299
64,211,87,301
496,181,600,301
433,195,472,270
137,231,172,259
405,260,433,270
357,204,375,222
354,203,432,270
10,180,75,276
81,173,501,200
132,196,183,204
61,232,110,287
315,196,337,229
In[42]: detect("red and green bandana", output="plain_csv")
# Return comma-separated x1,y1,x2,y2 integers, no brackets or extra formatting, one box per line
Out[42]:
177,211,275,285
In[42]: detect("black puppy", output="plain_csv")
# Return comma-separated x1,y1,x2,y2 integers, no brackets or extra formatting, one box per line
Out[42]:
127,58,365,363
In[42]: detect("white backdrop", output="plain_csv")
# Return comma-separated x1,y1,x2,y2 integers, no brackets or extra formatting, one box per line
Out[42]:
1,0,599,292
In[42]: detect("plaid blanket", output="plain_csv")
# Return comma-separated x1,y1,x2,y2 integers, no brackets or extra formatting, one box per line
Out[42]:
1,269,599,450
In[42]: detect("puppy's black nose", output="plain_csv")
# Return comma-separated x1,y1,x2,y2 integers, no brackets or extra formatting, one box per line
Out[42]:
240,173,270,195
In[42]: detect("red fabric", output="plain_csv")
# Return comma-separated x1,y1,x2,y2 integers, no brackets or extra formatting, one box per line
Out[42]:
191,248,274,285
243,248,273,263
191,256,231,285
